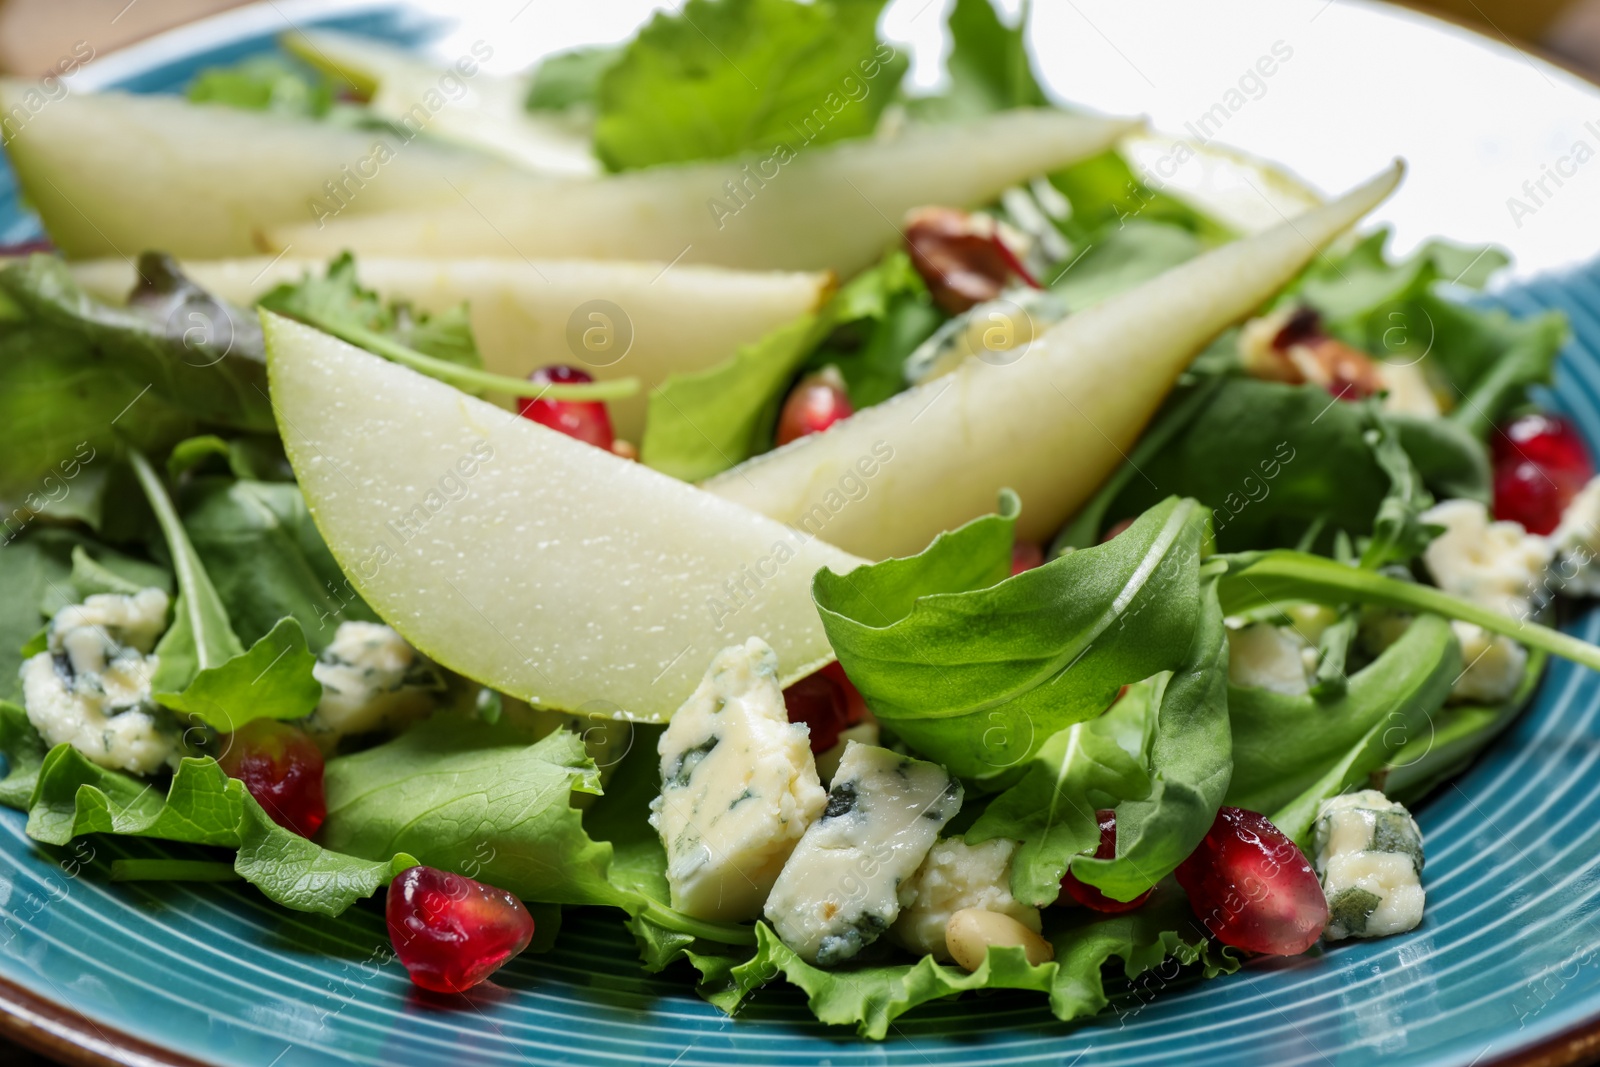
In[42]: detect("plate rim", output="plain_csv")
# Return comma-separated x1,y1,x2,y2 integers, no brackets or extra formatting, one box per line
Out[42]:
5,2,1600,1066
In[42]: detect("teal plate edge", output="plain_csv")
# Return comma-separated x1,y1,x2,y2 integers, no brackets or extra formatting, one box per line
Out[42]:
4,8,1600,1067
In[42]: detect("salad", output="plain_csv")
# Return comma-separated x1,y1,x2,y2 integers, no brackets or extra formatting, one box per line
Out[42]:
1,0,1598,1041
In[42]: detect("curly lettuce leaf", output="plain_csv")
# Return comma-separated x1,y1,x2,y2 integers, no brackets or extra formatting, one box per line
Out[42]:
814,494,1213,783
157,617,322,732
25,748,246,847
906,0,1047,122
593,0,906,171
698,884,1234,1038
525,46,620,111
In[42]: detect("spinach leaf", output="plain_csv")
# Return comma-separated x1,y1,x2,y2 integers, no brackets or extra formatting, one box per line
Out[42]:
0,254,274,432
592,0,906,171
157,617,322,732
320,715,633,909
1225,614,1458,822
906,0,1047,122
180,476,377,651
703,884,1232,1038
641,313,827,481
814,494,1213,783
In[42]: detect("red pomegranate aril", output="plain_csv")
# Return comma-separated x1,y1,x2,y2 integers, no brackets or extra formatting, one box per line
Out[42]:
518,365,615,450
387,866,534,993
776,369,853,447
218,720,326,838
1493,459,1584,535
1011,540,1045,575
1494,412,1592,474
783,661,868,753
1058,810,1154,913
1175,807,1327,955
1101,518,1135,543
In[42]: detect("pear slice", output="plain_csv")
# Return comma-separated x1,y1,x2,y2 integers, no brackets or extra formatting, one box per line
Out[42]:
263,109,1142,275
0,84,539,258
702,162,1405,560
264,311,863,722
69,255,829,440
283,30,599,177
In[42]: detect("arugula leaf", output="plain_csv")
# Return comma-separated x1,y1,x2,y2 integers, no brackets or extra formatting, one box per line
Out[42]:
1048,150,1234,246
1050,221,1205,309
260,258,635,400
188,55,336,117
68,546,143,598
130,450,246,695
0,254,274,432
526,46,620,111
641,313,827,481
802,251,942,408
1287,228,1507,323
1226,614,1458,822
179,476,378,651
157,618,322,732
815,495,1212,783
593,0,905,171
965,683,1151,904
1359,417,1442,569
906,0,1046,122
1215,550,1600,674
0,702,47,810
320,715,634,909
705,884,1232,1038
26,748,246,847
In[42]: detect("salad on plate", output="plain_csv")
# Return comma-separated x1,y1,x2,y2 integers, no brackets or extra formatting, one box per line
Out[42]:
2,0,1598,1039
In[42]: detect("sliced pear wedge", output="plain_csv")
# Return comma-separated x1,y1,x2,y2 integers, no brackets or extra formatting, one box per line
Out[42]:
0,84,539,258
283,30,599,177
264,109,1141,275
264,312,863,721
70,255,829,440
703,162,1406,560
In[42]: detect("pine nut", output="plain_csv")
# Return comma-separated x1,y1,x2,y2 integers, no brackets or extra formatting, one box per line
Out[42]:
945,907,1054,972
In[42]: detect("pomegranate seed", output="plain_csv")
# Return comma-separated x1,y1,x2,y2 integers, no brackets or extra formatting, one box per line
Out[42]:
1493,459,1582,535
1175,807,1327,955
783,661,868,753
387,866,534,993
218,720,326,838
518,365,615,450
776,368,852,447
1058,810,1154,913
1011,540,1045,575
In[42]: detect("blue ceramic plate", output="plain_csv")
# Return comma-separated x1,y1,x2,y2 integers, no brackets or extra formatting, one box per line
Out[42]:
4,4,1600,1066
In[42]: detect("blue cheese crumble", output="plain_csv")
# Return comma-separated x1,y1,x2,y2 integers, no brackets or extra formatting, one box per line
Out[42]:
650,638,826,922
1313,790,1425,941
304,622,439,744
890,837,1040,962
764,741,963,966
19,588,176,774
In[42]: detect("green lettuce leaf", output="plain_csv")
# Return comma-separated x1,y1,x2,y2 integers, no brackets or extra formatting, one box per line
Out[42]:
1048,150,1234,246
593,0,906,171
525,46,620,111
814,494,1213,783
906,0,1047,122
320,714,634,909
188,55,336,117
1359,415,1443,570
25,748,246,847
1050,221,1205,310
801,250,941,409
157,617,322,732
703,884,1233,1038
641,313,827,481
0,702,47,809
235,794,417,917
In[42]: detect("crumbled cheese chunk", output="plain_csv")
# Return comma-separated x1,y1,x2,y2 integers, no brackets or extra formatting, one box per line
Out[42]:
1448,621,1528,704
1313,790,1425,941
764,741,962,966
902,287,1067,385
814,718,879,784
1227,623,1313,695
650,638,825,922
20,588,176,774
1551,475,1600,596
890,838,1040,961
304,622,437,742
1421,499,1551,618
